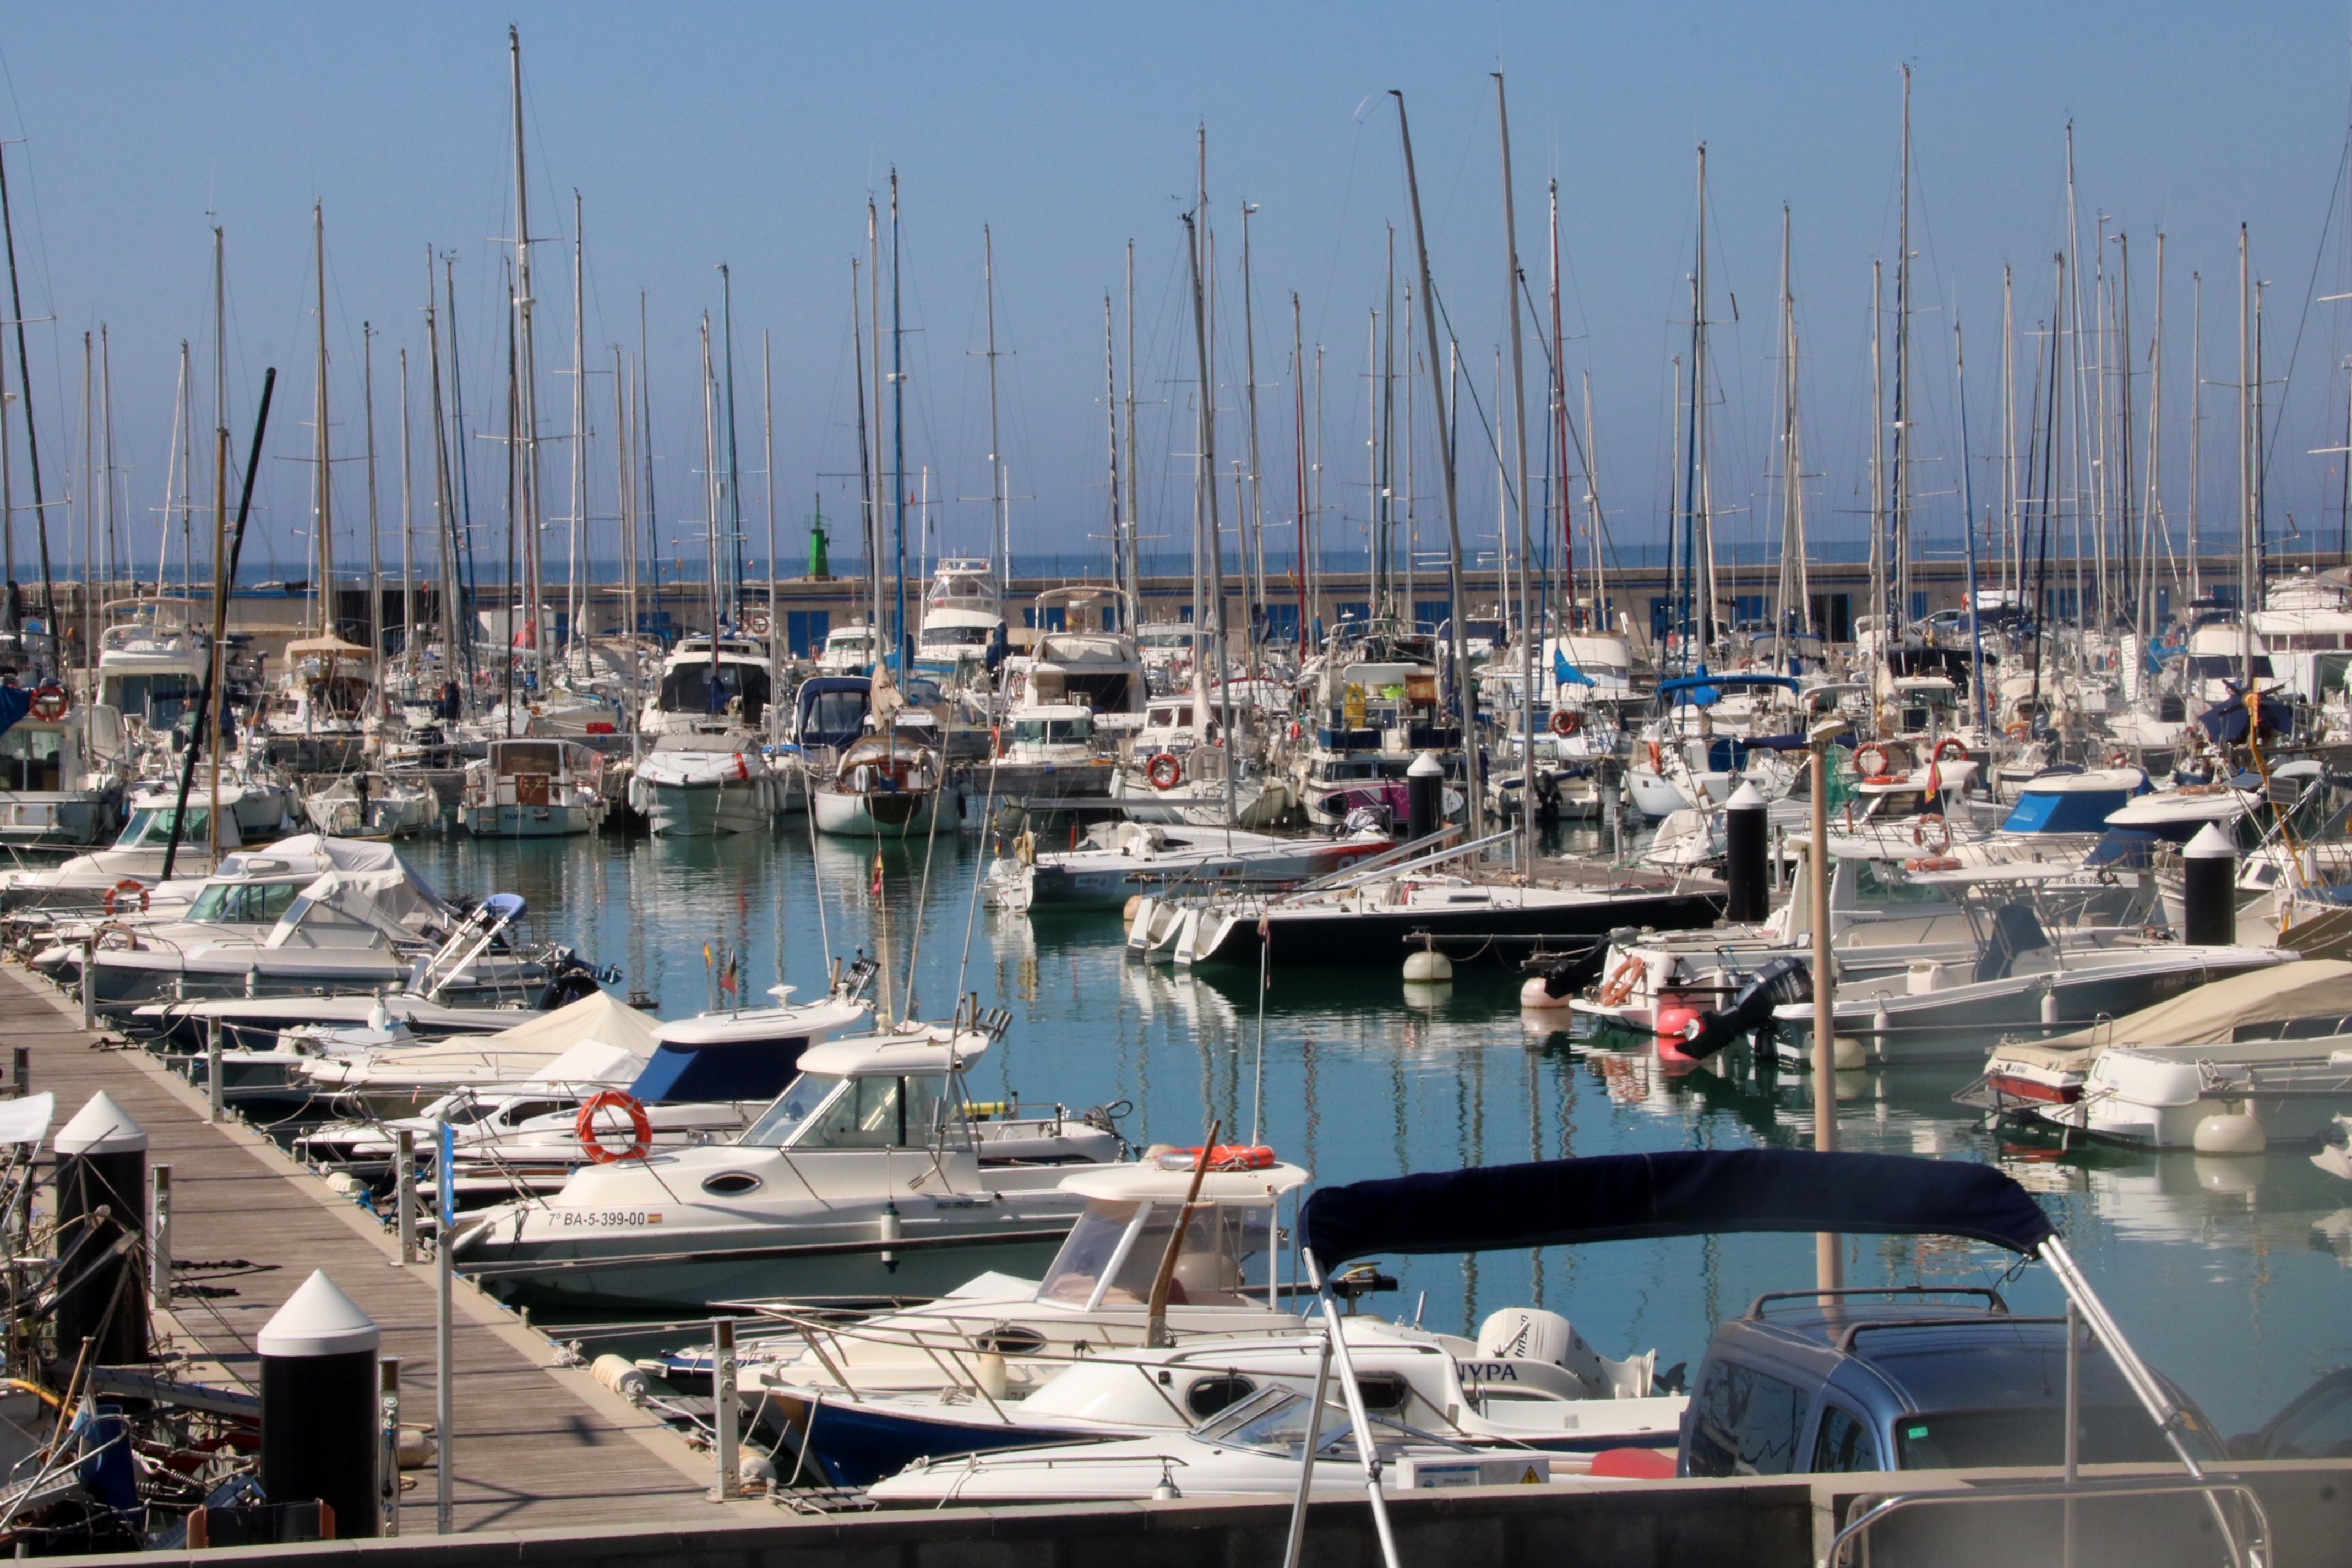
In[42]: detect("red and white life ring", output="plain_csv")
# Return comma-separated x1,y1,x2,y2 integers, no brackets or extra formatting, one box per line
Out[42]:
1646,741,1665,774
2107,747,2132,768
576,1091,654,1163
1932,738,1969,764
1854,742,1891,778
1155,1144,1278,1172
1597,956,1646,1009
28,684,68,722
1146,752,1183,791
101,879,149,917
1912,812,1950,854
1549,709,1580,737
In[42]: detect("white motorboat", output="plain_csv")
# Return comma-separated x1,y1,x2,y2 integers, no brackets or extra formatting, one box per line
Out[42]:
0,684,123,847
0,782,263,913
458,737,607,837
635,634,776,737
294,989,667,1118
449,1014,1126,1313
303,771,438,839
628,732,778,836
989,821,1390,911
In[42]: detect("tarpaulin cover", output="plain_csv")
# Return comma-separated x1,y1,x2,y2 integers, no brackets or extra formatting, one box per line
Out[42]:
2198,689,2291,743
1297,1148,2055,1265
0,683,26,739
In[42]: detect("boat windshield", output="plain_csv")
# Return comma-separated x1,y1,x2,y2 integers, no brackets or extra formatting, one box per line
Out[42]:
1034,1199,1273,1308
1011,717,1092,746
188,879,303,926
740,1070,952,1150
117,807,211,848
1194,1385,1421,1457
921,625,990,649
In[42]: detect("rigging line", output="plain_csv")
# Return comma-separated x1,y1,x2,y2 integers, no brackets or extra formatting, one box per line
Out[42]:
2258,127,2352,480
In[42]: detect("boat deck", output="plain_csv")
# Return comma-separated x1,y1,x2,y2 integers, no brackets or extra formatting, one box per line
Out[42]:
0,962,755,1534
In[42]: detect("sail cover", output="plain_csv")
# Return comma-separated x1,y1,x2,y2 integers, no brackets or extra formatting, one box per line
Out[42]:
1297,1148,2054,1265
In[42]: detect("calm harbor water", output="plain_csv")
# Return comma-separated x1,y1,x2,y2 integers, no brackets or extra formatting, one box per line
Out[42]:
396,821,2350,1438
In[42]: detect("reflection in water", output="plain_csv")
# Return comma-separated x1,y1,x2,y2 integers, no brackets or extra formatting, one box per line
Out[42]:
393,827,2349,1434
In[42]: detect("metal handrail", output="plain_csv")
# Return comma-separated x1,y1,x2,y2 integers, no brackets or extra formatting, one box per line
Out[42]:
1826,1475,2272,1568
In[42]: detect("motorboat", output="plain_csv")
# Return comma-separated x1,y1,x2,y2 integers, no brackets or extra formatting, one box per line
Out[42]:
635,634,775,738
1008,586,1145,717
458,738,607,837
987,820,1390,912
91,597,208,741
448,1012,1127,1313
255,635,372,771
912,557,1006,688
0,781,259,914
0,683,123,848
293,989,668,1119
815,621,878,676
628,732,779,836
303,770,438,839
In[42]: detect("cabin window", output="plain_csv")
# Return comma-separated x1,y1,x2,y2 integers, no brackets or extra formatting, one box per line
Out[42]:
1852,863,1950,907
1811,1405,1882,1473
497,742,565,774
1011,717,1092,746
0,725,63,792
786,1072,949,1151
1033,1200,1272,1308
1686,1360,1807,1477
119,807,210,848
189,880,302,926
1185,1374,1257,1420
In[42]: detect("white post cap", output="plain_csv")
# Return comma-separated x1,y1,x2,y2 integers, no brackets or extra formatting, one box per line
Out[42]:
1726,781,1768,811
54,1090,146,1157
2185,822,2236,859
1407,750,1444,777
258,1270,381,1358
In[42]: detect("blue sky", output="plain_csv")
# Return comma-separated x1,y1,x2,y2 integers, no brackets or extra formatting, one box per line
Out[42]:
3,2,2351,583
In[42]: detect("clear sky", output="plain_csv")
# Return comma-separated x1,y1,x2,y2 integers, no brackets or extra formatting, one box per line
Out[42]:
2,1,2350,587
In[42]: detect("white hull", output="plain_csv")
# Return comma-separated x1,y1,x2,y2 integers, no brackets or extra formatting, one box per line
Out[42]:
811,785,945,839
630,775,775,836
461,801,602,838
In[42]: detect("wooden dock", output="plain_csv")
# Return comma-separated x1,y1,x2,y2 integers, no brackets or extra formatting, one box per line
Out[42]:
0,962,762,1535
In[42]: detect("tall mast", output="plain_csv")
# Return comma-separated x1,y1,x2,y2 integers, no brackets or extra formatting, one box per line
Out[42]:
1182,208,1232,824
1680,145,1708,671
1550,178,1572,628
1292,292,1308,647
1240,200,1266,641
2002,266,2017,597
509,25,544,680
849,258,876,643
983,225,1006,580
2140,233,2164,658
1868,259,1885,666
1891,66,1913,627
207,227,227,863
1102,292,1121,612
763,328,778,698
2190,271,2202,597
363,323,381,715
312,204,334,639
1393,90,1482,837
700,313,721,673
79,333,90,692
720,262,744,625
1123,239,1140,625
569,190,587,662
100,326,116,605
424,249,461,702
890,170,908,669
399,347,415,688
616,344,635,734
867,201,884,640
1495,73,1536,873
2239,225,2253,690
0,144,55,669
1776,206,1810,639
2117,232,2136,638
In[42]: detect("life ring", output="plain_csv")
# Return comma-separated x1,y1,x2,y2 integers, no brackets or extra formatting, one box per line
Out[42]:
576,1091,653,1163
2107,747,2132,767
101,879,149,917
1156,1144,1278,1172
1549,709,1580,737
1146,752,1183,790
1903,854,1963,873
2005,721,2031,739
1864,774,1904,787
1597,956,1646,1008
1912,812,1950,854
28,684,67,722
1646,741,1665,774
1854,742,1891,778
1932,738,1969,764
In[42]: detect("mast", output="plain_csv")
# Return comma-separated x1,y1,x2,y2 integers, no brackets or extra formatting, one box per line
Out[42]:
2002,266,2017,598
890,170,908,671
2117,232,2136,640
79,333,90,700
617,344,636,739
868,201,884,642
1495,73,1536,874
763,328,778,709
1550,178,1572,629
207,227,227,863
100,326,115,609
1393,90,1482,837
569,191,587,665
312,203,333,639
1102,292,1121,616
424,249,461,706
1680,145,1708,672
2190,271,2203,597
1180,206,1234,827
1241,200,1266,642
720,262,744,625
363,323,380,715
1868,259,1885,672
444,254,478,692
2239,226,2253,692
0,144,55,672
509,25,545,683
850,257,877,646
1775,206,1810,640
399,347,414,692
1293,292,1308,649
983,225,1006,582
2140,233,2164,662
1891,66,1913,628
1123,239,1140,627
700,313,720,676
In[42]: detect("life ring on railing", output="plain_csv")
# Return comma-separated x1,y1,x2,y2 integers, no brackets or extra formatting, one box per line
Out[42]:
1854,742,1891,778
101,879,149,916
2107,747,2132,768
28,684,68,722
1549,709,1580,737
1146,752,1183,790
1932,738,1969,764
1646,741,1665,774
2005,721,2032,739
1904,854,1963,873
1912,812,1950,854
1155,1144,1278,1172
576,1091,653,1163
1597,956,1646,1009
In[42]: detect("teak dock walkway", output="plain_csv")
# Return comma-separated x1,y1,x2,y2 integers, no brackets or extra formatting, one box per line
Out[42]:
0,961,760,1535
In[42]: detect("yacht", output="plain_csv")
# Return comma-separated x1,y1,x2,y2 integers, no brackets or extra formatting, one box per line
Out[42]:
0,683,123,848
628,732,779,836
92,598,209,739
459,738,608,837
913,557,1006,687
815,622,879,676
1009,586,1145,717
0,781,257,913
635,635,775,738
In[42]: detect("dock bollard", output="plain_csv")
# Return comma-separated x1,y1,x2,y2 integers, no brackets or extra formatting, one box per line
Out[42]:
10,1045,24,1099
55,1091,150,1366
79,940,95,1031
378,1357,402,1537
394,1130,417,1265
1406,750,1442,841
205,1017,222,1124
2184,822,2237,948
148,1165,171,1311
709,1317,740,1500
258,1271,383,1539
1724,781,1769,923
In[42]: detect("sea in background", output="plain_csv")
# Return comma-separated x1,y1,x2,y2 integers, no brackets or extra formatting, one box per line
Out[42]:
390,819,2352,1438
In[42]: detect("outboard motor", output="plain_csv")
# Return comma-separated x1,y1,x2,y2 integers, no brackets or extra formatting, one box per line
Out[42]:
1523,925,1637,1005
1678,956,1813,1060
536,959,604,1011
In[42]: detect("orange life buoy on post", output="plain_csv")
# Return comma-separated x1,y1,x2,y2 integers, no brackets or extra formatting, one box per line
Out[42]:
1854,742,1891,778
28,684,68,722
1932,738,1969,764
1549,709,1580,737
577,1091,654,1163
1146,752,1183,790
1597,956,1646,1008
101,879,149,917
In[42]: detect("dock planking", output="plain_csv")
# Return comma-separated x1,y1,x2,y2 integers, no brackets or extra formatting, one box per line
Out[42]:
0,962,758,1535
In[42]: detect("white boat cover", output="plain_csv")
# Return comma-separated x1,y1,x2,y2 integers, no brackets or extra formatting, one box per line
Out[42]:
1999,957,2346,1068
302,990,660,1088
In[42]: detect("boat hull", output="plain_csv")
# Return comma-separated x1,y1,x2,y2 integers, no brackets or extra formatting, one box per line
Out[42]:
1176,887,1726,967
461,801,602,838
811,786,945,839
631,777,775,836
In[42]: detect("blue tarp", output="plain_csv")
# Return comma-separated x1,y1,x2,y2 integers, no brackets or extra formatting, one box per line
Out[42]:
628,1037,813,1103
1553,650,1594,688
2000,779,2143,835
0,684,26,741
1296,1148,2056,1265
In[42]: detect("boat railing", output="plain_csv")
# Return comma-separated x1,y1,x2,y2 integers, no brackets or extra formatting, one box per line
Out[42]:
1825,1473,2271,1568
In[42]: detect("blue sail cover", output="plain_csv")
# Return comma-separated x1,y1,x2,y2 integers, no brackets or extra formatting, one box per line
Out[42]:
1297,1149,2055,1266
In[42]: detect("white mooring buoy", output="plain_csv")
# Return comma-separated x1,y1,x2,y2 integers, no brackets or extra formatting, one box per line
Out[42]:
2192,1112,2267,1156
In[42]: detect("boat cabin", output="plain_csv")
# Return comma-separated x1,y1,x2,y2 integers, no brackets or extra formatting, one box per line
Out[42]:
1033,1160,1308,1311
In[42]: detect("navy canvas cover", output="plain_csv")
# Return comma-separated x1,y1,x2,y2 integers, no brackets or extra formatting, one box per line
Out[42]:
1298,1148,2054,1265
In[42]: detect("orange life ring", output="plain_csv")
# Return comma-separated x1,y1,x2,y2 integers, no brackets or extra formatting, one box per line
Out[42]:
1549,709,1579,737
1646,741,1665,774
1146,752,1183,790
1864,774,1904,787
2107,747,2132,767
101,879,149,916
1156,1144,1278,1172
1932,738,1969,764
1597,956,1646,1009
576,1091,653,1163
1854,742,1891,778
2005,721,2031,739
1904,854,1963,873
1912,812,1950,854
28,684,67,722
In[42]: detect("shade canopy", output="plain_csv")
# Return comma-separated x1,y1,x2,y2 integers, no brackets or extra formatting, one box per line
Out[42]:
1297,1148,2055,1266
